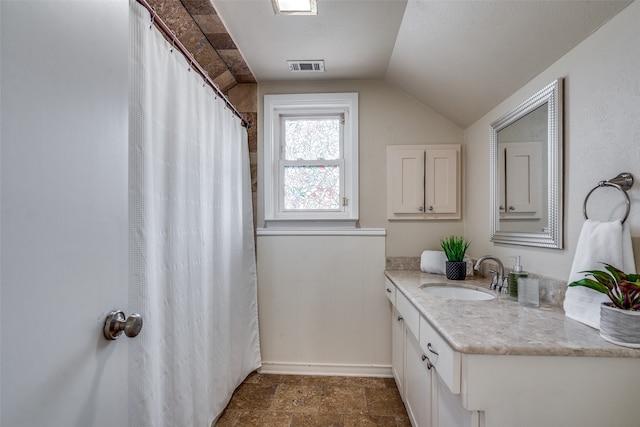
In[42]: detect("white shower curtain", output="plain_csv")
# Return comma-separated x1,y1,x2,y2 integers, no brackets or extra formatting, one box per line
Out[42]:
129,2,261,426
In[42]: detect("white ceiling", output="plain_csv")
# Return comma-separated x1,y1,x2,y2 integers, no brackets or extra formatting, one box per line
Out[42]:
211,0,631,128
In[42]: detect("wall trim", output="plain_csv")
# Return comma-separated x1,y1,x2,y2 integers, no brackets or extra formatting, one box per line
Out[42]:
256,227,386,236
259,361,393,378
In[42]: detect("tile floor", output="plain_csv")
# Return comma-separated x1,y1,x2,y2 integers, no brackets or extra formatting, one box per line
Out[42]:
215,372,412,427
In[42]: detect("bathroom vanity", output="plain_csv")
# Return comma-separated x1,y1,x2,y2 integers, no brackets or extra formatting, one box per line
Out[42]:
385,270,640,427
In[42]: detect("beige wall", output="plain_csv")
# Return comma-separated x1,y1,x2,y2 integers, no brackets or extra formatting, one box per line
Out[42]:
464,1,640,281
257,80,464,256
256,233,388,375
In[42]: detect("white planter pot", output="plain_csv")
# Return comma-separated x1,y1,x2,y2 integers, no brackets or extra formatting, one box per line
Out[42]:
599,303,640,348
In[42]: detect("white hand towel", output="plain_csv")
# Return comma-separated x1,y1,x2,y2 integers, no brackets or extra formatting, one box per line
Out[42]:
563,219,636,329
420,250,447,274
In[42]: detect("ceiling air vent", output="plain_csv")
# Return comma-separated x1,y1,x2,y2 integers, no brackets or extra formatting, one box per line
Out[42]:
287,60,325,73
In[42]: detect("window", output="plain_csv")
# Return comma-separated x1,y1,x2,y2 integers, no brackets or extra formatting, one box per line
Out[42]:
263,93,358,227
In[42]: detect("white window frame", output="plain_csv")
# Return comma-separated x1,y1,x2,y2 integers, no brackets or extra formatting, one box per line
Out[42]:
264,93,358,228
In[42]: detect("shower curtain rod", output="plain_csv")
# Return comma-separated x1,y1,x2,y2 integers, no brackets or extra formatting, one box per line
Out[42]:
136,0,251,129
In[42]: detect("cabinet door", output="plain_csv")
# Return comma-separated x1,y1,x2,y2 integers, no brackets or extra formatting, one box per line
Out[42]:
391,307,405,399
425,147,459,214
433,372,479,427
389,147,425,214
405,328,432,427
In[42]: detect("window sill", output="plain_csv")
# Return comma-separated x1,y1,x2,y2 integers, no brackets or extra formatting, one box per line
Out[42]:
257,227,386,237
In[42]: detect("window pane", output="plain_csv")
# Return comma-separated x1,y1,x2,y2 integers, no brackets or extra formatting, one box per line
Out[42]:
283,165,340,210
284,118,340,160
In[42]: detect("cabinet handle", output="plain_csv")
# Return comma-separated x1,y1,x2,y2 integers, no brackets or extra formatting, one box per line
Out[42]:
386,288,392,293
427,342,439,356
499,205,505,211
397,316,403,322
422,354,433,369
428,206,434,211
509,206,515,211
418,206,424,212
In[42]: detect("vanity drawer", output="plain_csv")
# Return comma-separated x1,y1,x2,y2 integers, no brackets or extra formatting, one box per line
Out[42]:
419,316,461,394
384,278,396,305
396,290,420,340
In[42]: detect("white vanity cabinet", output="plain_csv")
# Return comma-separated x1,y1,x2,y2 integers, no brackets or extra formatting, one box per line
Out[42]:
386,278,479,427
386,271,640,427
387,145,460,220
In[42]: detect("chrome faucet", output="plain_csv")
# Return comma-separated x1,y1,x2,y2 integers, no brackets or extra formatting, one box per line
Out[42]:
474,256,507,293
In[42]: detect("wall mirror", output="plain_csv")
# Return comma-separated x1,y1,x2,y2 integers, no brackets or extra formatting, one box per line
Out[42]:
489,78,563,248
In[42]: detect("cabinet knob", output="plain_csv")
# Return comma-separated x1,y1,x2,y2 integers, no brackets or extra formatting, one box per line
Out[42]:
499,205,505,211
422,354,433,369
397,316,403,322
418,206,424,212
386,288,392,293
428,206,434,211
509,206,515,211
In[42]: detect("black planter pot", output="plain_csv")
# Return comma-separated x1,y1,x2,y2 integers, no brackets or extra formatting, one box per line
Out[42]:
445,261,467,280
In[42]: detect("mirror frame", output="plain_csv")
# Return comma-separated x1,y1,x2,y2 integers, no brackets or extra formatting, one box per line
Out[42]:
489,78,563,248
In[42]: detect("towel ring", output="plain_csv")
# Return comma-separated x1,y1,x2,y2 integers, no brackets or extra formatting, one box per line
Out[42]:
583,172,634,224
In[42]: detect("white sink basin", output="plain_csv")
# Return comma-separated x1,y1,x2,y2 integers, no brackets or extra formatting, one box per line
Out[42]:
421,285,495,301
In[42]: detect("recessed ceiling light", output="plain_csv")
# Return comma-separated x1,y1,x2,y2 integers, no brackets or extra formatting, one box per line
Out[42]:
272,0,317,15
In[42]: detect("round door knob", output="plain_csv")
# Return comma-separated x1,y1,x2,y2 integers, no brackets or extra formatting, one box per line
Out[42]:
104,310,143,340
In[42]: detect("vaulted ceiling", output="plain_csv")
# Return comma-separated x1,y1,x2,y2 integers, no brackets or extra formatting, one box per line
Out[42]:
152,0,631,128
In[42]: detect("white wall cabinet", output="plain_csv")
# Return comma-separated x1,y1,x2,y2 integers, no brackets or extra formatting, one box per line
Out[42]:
387,145,461,220
498,142,542,219
386,279,478,427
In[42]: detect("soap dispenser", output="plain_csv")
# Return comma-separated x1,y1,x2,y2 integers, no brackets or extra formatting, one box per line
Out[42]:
508,256,528,300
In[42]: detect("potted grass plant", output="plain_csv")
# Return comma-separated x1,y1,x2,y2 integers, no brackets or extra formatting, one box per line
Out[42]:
569,263,640,347
440,236,471,280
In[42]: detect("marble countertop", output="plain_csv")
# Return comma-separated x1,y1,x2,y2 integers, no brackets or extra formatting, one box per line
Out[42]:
385,270,640,358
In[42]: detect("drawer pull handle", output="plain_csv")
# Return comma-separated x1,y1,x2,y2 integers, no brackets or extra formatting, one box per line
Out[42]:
427,342,439,356
386,288,392,293
421,354,428,361
397,316,403,322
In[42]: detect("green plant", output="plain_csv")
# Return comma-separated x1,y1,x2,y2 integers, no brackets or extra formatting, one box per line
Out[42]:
440,236,471,262
569,263,640,311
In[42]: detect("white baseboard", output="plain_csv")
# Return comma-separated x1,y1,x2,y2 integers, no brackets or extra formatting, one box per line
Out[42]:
258,361,393,378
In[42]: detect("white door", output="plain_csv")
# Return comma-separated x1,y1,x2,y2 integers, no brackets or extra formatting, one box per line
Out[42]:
1,1,130,426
